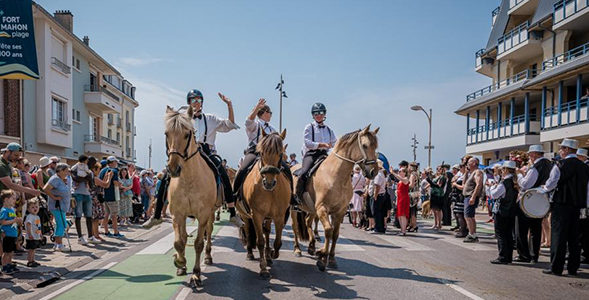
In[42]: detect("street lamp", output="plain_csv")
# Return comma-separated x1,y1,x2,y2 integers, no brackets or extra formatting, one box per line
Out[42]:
411,105,433,168
275,74,288,132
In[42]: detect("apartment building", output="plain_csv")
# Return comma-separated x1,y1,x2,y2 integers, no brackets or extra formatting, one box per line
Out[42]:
456,0,589,165
19,4,138,164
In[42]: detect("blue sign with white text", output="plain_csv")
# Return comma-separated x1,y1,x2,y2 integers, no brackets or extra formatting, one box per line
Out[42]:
0,0,39,80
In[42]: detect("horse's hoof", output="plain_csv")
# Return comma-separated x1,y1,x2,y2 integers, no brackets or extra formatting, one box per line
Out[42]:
316,260,326,272
177,267,187,276
315,250,325,258
190,275,202,288
260,270,271,279
294,250,302,258
266,258,273,266
204,257,213,265
271,251,279,260
328,259,338,269
307,248,315,256
173,254,185,269
246,253,255,261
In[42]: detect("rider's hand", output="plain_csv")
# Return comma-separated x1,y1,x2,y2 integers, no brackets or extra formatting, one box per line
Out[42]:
318,143,330,149
218,93,232,105
256,98,266,110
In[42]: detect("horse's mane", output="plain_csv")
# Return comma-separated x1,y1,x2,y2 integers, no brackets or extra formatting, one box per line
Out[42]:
256,133,284,158
165,108,193,133
334,129,378,152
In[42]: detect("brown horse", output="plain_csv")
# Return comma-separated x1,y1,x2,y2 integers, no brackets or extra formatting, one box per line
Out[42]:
238,130,291,278
165,106,218,288
292,125,379,271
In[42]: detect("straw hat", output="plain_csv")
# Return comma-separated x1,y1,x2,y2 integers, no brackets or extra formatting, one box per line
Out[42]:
577,148,588,157
502,160,517,169
560,138,579,150
527,144,545,153
39,156,51,168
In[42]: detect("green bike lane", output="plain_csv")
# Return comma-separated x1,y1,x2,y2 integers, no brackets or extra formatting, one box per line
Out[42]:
55,214,229,300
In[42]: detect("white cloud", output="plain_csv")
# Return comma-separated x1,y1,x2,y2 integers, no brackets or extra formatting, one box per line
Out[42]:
118,56,164,67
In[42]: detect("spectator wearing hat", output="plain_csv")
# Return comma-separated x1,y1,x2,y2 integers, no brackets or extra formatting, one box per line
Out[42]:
47,156,60,177
577,148,589,264
33,157,52,192
514,144,555,263
372,160,388,233
542,139,589,276
489,161,519,264
99,156,124,238
0,143,40,199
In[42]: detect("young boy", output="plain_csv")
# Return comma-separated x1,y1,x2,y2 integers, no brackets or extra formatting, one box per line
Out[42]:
24,198,42,267
0,190,22,274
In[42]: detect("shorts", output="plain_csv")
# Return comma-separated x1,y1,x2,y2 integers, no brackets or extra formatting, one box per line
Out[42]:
104,201,119,216
74,194,93,218
464,196,479,218
2,236,17,253
25,239,41,250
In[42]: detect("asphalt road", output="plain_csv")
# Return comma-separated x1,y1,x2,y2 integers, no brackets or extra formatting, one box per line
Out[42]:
9,213,589,300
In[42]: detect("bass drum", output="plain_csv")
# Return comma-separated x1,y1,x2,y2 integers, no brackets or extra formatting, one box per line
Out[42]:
519,188,550,218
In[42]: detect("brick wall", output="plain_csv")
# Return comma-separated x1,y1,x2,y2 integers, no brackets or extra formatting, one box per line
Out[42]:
3,79,21,137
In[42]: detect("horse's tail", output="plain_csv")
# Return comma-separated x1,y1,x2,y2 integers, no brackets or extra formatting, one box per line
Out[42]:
239,218,257,248
293,209,310,242
284,207,290,224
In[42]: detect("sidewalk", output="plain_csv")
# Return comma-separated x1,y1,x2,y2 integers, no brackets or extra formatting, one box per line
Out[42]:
0,218,167,299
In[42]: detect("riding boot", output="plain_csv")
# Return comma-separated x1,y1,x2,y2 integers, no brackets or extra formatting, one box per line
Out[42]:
294,174,307,206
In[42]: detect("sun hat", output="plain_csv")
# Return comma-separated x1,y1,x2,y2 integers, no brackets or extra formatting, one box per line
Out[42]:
502,160,517,169
577,148,588,157
527,145,545,153
39,156,51,168
560,138,579,150
107,156,118,163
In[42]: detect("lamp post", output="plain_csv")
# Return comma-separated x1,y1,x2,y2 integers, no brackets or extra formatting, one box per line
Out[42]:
275,74,288,132
411,105,433,168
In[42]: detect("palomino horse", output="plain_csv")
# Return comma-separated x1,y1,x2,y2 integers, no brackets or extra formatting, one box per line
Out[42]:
164,106,218,287
292,125,379,271
239,130,291,278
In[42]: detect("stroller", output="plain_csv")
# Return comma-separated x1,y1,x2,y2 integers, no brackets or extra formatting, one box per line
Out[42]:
131,196,144,224
37,197,55,245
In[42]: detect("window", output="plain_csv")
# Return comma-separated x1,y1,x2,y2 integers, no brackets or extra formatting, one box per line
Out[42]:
71,56,80,70
89,116,99,141
107,129,112,139
76,110,81,122
51,97,68,130
116,132,120,143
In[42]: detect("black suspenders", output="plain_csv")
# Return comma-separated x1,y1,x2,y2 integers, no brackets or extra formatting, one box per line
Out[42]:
310,123,331,143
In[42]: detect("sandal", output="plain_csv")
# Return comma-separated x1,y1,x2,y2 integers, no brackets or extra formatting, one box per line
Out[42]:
27,261,40,268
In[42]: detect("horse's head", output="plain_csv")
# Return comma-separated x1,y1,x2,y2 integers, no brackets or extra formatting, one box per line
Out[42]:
164,105,197,177
256,129,287,191
334,125,380,179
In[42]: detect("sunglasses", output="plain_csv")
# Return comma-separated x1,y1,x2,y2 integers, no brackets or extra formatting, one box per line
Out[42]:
190,98,203,104
313,111,325,116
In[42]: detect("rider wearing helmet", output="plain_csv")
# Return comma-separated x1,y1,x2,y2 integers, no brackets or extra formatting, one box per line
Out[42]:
233,99,293,201
144,89,244,228
294,102,337,205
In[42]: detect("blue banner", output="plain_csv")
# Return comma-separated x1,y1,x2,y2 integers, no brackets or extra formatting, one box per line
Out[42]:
0,0,39,80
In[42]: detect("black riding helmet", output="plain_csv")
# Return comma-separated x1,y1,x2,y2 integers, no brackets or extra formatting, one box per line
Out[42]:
187,89,203,104
311,102,326,115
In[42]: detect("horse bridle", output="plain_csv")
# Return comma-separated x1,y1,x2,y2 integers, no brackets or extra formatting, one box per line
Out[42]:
166,130,200,161
333,132,377,169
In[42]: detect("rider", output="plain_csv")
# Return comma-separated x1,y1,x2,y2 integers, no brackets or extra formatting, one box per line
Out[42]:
294,102,337,205
233,99,293,201
143,89,243,228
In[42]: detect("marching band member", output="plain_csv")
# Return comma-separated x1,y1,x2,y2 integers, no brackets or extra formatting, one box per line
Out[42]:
577,148,589,264
489,161,518,264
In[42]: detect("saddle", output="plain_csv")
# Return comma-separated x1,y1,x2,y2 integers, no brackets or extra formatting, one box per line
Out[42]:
198,148,223,207
293,155,327,178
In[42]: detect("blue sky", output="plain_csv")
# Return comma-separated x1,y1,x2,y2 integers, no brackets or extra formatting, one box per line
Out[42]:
37,0,498,171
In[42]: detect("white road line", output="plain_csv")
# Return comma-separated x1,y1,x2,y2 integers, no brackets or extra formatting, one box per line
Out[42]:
281,228,364,252
374,234,434,251
418,232,495,251
39,261,117,300
175,287,191,300
137,225,198,255
438,279,485,300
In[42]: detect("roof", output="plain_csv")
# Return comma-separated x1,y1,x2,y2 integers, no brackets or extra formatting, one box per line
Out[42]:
531,0,560,25
485,0,509,52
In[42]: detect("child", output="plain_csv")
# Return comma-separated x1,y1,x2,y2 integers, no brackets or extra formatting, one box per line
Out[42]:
24,198,42,267
0,190,22,274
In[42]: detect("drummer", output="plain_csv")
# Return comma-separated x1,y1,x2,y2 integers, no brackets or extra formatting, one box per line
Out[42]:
489,161,519,264
515,144,557,263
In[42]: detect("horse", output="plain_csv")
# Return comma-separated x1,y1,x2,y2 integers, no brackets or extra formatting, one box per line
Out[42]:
164,105,219,288
291,125,379,271
238,130,291,278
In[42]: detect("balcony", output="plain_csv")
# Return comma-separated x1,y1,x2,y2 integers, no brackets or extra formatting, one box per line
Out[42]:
51,57,71,75
84,85,121,114
466,69,536,102
126,122,132,132
541,98,589,142
116,117,122,129
51,118,71,132
466,114,541,154
492,7,500,25
475,49,494,77
554,0,589,30
508,0,538,16
497,21,542,61
542,41,589,71
84,135,122,157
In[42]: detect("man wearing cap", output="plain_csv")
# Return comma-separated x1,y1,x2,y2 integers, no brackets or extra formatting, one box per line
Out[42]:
543,139,589,276
0,143,41,199
514,144,555,263
577,148,589,263
99,156,124,238
47,156,60,176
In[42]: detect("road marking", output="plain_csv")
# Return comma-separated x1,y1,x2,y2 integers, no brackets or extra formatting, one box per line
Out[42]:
374,234,434,251
175,287,191,300
438,279,485,300
137,225,198,255
281,227,364,252
39,261,117,300
416,232,495,251
212,225,239,253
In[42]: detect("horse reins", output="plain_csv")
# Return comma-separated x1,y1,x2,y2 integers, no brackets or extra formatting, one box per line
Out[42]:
333,132,377,168
166,131,200,161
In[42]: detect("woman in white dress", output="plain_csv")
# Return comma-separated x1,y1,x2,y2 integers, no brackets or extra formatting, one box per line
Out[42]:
350,165,366,227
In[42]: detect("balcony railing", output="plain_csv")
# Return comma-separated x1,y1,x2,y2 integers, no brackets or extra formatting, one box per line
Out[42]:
543,98,589,128
498,21,529,55
116,117,122,128
51,118,71,131
466,69,537,101
475,49,485,68
509,0,527,9
554,0,589,24
467,114,538,145
84,84,120,102
84,135,120,146
542,41,589,71
51,57,71,74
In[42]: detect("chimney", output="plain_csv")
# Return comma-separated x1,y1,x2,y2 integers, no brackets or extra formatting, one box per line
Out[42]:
83,36,89,46
54,10,73,32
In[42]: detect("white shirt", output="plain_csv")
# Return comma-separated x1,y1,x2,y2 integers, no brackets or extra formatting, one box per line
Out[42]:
192,114,239,151
245,118,276,145
489,174,513,199
302,121,337,156
373,170,386,195
517,157,560,192
351,172,366,191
